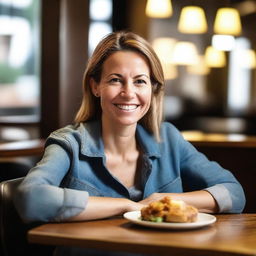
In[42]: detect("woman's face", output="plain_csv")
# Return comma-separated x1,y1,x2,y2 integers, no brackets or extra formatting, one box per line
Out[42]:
91,51,152,128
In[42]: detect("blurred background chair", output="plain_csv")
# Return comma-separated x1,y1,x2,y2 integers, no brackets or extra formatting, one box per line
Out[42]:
0,177,54,256
0,139,45,182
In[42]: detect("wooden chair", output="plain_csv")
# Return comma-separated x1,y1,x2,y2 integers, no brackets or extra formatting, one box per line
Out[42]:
0,177,54,256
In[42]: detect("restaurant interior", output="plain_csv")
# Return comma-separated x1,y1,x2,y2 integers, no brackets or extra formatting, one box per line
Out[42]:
1,0,256,255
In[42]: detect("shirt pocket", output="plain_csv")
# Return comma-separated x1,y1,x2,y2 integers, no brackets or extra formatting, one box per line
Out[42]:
62,176,103,196
157,177,183,193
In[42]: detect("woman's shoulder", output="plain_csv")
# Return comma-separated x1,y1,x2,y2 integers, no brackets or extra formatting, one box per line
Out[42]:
160,121,182,137
49,123,82,140
46,120,101,148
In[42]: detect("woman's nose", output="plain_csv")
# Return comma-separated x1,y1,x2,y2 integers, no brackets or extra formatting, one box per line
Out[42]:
121,83,135,98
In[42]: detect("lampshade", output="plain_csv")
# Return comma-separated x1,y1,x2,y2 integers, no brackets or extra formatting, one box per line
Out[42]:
172,41,199,65
205,46,226,68
237,49,256,69
212,35,235,51
145,0,173,18
152,37,176,63
178,6,208,34
162,62,178,80
187,55,210,75
213,8,242,36
152,38,177,80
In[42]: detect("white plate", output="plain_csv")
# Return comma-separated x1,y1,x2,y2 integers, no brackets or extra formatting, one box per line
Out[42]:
123,211,216,230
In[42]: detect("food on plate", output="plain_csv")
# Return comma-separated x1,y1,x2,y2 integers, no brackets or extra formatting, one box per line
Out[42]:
141,196,198,223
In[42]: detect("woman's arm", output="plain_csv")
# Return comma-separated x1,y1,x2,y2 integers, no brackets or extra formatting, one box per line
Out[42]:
68,190,218,222
67,197,144,221
139,190,219,213
14,144,84,223
159,123,245,213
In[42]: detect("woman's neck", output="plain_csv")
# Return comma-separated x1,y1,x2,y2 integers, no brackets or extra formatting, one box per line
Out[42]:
101,120,138,157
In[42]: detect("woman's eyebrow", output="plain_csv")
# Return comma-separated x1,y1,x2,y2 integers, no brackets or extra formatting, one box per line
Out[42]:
107,73,122,78
106,73,150,79
134,74,150,79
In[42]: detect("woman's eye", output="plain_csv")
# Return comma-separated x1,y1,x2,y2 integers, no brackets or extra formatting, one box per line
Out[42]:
135,79,147,85
109,78,121,84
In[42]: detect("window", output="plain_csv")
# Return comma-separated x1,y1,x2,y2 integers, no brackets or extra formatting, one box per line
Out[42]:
0,0,40,119
89,0,112,55
227,37,252,115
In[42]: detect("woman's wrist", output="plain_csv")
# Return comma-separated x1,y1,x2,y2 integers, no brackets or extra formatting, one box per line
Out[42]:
124,199,143,213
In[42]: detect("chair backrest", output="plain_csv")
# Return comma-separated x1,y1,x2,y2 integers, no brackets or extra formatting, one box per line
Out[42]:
0,177,54,256
0,159,33,182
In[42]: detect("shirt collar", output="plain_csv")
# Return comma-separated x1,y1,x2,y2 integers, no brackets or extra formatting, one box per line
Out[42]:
79,120,161,158
136,124,161,158
79,120,105,157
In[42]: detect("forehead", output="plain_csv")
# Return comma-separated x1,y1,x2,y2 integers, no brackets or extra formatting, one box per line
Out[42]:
102,51,150,73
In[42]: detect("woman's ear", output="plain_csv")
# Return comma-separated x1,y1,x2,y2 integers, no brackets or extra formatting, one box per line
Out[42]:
90,78,100,97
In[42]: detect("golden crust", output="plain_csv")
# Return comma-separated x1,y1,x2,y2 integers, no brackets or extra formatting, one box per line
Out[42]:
141,196,198,223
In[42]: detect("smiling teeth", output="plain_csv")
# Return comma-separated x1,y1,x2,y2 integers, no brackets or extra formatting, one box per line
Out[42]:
116,104,138,110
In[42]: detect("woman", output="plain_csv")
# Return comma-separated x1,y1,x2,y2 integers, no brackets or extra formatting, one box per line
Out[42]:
14,31,245,224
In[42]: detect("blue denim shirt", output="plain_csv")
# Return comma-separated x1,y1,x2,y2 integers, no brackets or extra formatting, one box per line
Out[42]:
14,120,245,222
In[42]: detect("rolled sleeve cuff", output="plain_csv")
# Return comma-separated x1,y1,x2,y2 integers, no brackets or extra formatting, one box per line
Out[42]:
54,188,89,221
204,184,232,213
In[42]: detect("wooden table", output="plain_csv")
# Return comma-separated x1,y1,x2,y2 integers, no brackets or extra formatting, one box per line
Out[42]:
182,131,256,147
0,139,45,157
28,214,256,256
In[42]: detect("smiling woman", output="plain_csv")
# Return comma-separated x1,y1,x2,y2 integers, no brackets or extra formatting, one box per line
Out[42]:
14,31,245,256
75,31,165,141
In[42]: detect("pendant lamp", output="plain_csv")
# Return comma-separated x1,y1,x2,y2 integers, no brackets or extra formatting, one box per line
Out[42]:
187,55,210,75
152,37,176,63
212,35,235,51
145,0,173,18
213,8,242,36
237,49,256,69
178,6,208,34
172,41,199,66
205,46,226,68
152,38,177,80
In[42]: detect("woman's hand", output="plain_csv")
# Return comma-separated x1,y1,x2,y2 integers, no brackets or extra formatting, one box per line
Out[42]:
139,191,219,213
139,193,170,205
126,200,145,212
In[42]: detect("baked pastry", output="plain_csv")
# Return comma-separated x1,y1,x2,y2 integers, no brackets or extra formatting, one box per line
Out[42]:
141,196,198,223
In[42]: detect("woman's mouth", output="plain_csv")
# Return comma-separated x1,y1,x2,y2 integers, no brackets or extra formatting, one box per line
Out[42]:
114,104,139,111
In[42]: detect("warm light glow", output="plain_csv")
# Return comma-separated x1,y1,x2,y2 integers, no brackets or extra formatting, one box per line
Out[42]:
145,0,172,18
152,38,177,80
237,49,256,69
205,46,226,68
212,35,235,51
187,55,210,75
213,8,242,36
237,0,256,16
178,6,208,34
172,41,199,65
162,62,178,80
152,37,176,63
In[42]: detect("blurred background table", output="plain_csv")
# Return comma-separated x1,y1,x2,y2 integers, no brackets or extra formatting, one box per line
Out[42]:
0,139,45,182
0,139,45,157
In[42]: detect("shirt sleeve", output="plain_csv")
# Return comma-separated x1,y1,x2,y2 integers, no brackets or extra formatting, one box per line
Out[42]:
177,131,246,213
14,144,89,223
204,184,232,212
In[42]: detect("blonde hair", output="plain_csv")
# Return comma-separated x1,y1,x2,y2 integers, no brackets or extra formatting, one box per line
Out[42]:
75,31,165,141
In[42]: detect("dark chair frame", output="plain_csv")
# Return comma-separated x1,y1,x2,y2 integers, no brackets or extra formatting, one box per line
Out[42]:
0,177,54,256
